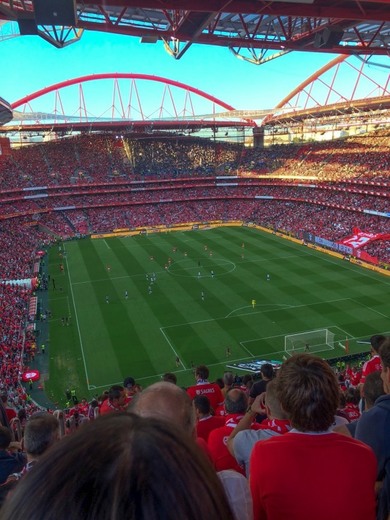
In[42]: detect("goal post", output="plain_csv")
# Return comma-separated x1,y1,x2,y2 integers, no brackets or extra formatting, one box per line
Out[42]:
284,329,335,356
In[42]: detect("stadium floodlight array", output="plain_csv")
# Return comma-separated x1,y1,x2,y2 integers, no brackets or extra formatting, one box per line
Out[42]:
284,328,335,356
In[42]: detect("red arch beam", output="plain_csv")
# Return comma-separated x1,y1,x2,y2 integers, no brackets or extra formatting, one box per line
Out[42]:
11,73,236,112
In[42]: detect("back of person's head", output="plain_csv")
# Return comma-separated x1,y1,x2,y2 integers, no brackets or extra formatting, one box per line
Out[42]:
264,379,289,420
195,365,209,380
379,337,390,368
241,374,253,386
344,387,360,405
223,371,234,387
276,354,339,432
260,363,274,380
0,414,235,520
193,395,211,415
23,413,59,457
123,376,135,390
215,378,224,389
128,382,195,436
363,371,385,409
108,385,124,402
371,334,386,354
224,389,247,415
0,425,11,450
161,373,177,385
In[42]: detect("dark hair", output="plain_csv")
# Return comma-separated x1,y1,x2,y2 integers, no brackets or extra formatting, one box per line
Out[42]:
123,377,135,389
379,337,390,368
224,389,247,415
344,387,360,406
193,395,211,415
1,414,235,520
0,425,11,450
162,373,177,385
363,371,385,408
370,335,386,354
260,363,274,380
108,385,124,401
276,354,339,432
195,365,209,380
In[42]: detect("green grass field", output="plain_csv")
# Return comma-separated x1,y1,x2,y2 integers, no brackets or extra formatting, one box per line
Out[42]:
46,226,390,405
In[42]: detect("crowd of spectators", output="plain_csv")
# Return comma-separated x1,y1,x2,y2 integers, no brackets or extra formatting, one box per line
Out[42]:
0,339,389,519
0,129,388,458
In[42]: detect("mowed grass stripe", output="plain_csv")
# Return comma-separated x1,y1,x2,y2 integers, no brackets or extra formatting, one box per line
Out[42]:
46,227,390,405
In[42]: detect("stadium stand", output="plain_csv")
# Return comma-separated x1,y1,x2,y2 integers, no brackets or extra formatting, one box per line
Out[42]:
0,132,388,465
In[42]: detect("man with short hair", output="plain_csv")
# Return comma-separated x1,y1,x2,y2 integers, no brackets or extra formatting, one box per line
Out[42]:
207,389,249,475
334,371,385,438
194,395,225,442
250,354,377,520
99,385,126,416
186,365,224,411
249,363,274,403
359,334,386,388
227,379,291,477
12,412,59,479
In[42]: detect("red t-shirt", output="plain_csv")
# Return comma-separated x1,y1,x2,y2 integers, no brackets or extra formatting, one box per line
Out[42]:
360,355,381,384
342,403,361,422
207,414,246,475
250,432,377,520
196,415,225,441
186,381,224,411
99,399,123,416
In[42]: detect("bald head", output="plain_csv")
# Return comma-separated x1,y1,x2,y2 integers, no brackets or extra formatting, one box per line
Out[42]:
128,382,196,436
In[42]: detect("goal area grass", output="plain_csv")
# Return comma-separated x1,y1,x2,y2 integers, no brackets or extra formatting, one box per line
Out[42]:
45,226,390,406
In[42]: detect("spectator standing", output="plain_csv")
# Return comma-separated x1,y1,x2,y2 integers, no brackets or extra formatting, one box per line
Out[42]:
186,365,224,412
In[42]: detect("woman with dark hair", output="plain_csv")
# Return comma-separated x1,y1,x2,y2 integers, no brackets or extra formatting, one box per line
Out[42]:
1,413,235,520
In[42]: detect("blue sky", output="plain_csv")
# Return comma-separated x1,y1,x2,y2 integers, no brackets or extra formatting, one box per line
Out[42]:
0,28,390,119
1,28,339,112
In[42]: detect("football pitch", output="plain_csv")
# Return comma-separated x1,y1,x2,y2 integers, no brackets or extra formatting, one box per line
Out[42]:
46,226,390,405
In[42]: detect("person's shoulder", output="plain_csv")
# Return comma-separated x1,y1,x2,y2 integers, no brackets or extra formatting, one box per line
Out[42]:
208,423,229,441
236,428,278,445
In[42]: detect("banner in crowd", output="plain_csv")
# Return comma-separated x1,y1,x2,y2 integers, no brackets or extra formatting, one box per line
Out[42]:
338,227,390,250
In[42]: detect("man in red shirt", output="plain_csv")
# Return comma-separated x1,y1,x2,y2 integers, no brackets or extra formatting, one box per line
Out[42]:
360,334,386,388
194,395,225,442
250,354,377,520
99,385,126,416
186,365,224,412
208,389,250,475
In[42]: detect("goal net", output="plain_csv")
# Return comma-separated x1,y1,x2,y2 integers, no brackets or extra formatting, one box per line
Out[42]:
284,329,335,356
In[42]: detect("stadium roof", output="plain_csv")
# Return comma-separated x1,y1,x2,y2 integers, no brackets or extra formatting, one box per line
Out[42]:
0,0,389,61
